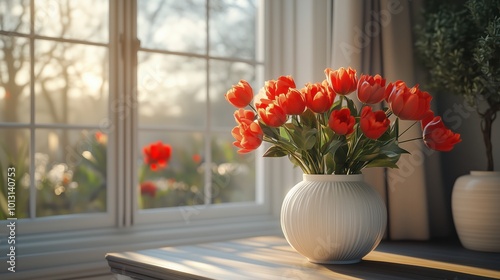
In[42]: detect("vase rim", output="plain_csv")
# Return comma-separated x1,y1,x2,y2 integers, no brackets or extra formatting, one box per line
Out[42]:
303,174,364,181
470,170,500,176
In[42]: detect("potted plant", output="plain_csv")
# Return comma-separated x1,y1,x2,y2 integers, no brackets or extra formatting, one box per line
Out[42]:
224,67,460,263
415,0,500,252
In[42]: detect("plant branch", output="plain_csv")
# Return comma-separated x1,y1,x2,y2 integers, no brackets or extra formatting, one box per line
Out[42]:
398,120,419,138
398,137,424,144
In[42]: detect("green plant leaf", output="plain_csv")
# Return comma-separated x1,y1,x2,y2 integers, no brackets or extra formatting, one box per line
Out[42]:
323,153,335,174
302,128,317,150
345,97,359,116
279,126,291,142
384,140,410,155
282,123,307,148
260,122,280,139
299,109,316,128
322,138,342,155
365,156,401,168
287,154,302,167
358,152,380,162
331,99,342,110
263,145,288,157
333,144,349,173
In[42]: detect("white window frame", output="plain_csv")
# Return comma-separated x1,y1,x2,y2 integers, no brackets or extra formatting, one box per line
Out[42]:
0,1,330,279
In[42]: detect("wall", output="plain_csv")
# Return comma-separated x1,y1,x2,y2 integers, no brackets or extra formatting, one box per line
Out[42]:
437,93,500,191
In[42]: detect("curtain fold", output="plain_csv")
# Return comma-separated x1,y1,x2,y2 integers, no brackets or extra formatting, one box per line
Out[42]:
329,0,451,240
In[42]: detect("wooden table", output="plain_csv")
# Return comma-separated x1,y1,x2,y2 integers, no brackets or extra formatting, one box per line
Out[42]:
106,235,500,279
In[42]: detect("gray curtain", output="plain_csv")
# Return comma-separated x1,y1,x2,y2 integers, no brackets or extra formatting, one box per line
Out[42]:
329,0,452,240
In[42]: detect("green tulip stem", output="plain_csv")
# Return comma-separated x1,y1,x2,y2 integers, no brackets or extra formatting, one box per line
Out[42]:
398,136,424,144
317,113,325,173
385,108,393,117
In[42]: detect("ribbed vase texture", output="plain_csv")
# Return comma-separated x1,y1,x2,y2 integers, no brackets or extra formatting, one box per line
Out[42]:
280,174,387,264
452,171,500,252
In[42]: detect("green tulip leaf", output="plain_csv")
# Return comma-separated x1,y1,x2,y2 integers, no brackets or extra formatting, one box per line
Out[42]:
299,109,316,128
260,122,280,140
365,157,400,168
263,145,288,157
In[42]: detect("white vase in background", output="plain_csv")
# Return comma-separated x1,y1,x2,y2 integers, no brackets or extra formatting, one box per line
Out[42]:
280,174,387,264
452,171,500,252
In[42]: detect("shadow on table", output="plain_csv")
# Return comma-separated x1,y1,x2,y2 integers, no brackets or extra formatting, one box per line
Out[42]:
322,259,498,280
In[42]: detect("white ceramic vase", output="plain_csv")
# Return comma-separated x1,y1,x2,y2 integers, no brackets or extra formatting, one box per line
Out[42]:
452,171,500,252
280,174,387,264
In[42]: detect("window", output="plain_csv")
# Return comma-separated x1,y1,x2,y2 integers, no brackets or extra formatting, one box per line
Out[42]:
0,0,265,232
0,0,113,232
135,0,264,217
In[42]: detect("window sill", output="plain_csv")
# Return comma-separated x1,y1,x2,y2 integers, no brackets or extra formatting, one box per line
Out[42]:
0,215,281,280
106,235,500,280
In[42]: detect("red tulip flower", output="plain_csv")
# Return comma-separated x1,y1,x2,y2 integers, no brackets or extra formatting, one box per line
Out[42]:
264,75,296,100
328,108,355,135
277,88,306,115
143,141,172,171
275,75,296,95
386,81,432,120
256,100,287,127
140,181,157,198
357,74,386,104
234,108,256,125
360,106,390,140
231,121,263,154
325,67,358,95
225,80,254,108
303,82,334,113
263,80,278,100
322,79,337,102
422,112,461,152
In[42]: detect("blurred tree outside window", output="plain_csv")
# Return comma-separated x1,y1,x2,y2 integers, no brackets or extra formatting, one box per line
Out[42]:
0,0,264,221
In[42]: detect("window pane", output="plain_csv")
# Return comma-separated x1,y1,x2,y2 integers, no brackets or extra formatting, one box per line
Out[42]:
34,40,109,124
211,133,255,203
0,35,31,123
209,0,259,59
137,0,206,53
138,131,205,209
35,129,107,217
210,60,262,127
135,0,264,214
0,0,30,34
0,129,30,219
34,0,109,43
138,52,206,127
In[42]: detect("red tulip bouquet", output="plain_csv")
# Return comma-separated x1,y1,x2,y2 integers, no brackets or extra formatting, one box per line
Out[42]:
225,67,461,175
